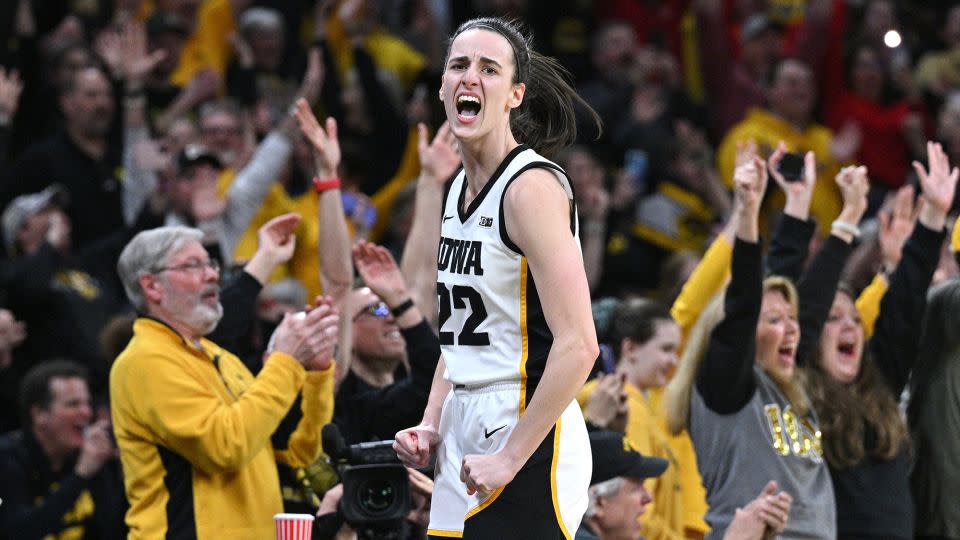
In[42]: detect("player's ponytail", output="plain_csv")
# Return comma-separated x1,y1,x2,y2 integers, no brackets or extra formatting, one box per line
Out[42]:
446,17,601,159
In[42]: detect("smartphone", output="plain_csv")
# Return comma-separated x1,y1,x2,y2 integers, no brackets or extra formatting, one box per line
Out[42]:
777,152,805,182
624,149,649,193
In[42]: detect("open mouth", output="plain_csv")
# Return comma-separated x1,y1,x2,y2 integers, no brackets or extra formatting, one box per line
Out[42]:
201,288,219,303
778,345,796,364
456,94,481,119
837,341,857,358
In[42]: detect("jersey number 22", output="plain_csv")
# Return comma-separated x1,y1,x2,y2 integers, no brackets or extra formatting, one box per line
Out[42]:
437,283,490,346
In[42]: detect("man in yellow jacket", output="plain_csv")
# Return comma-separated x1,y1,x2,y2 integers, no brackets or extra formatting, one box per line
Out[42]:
110,226,338,539
717,58,846,234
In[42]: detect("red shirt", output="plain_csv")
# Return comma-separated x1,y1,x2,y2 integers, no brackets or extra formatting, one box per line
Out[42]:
826,92,911,189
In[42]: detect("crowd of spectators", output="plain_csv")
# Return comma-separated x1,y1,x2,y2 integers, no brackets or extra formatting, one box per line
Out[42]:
1,0,960,539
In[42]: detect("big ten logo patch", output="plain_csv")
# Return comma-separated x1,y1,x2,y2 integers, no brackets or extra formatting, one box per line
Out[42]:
764,404,823,463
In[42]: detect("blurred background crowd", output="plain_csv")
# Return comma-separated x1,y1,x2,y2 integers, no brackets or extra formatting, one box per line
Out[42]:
1,0,960,539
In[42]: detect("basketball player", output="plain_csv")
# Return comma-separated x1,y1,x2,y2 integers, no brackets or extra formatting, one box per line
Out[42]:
392,17,602,539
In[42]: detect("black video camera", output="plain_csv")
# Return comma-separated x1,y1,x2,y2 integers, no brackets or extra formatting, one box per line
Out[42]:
322,424,411,540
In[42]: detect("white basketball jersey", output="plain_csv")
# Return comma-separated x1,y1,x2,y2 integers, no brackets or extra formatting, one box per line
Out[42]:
437,145,580,396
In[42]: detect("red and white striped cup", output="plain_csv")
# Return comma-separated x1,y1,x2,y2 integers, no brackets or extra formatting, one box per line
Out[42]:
274,513,314,540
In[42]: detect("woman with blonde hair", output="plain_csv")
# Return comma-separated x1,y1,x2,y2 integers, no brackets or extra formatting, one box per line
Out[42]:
665,142,870,539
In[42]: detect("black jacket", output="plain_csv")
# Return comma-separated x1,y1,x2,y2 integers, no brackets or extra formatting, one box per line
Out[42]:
0,430,126,540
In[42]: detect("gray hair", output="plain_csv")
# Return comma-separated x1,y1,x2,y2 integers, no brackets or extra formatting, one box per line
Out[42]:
117,226,204,312
239,7,284,35
584,477,626,518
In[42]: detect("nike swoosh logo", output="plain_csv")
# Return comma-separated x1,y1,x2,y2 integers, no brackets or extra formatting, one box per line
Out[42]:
484,425,507,439
443,215,455,222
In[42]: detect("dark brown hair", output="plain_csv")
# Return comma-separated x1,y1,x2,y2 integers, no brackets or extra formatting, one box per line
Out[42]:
19,360,88,428
608,298,673,355
445,17,602,159
805,287,908,469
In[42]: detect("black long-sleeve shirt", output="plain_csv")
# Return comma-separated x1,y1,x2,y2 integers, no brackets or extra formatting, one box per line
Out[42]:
695,238,763,413
697,217,854,413
334,318,441,444
0,430,126,540
829,223,943,539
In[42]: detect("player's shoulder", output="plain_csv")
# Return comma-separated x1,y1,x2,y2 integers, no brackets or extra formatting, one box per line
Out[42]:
504,166,569,209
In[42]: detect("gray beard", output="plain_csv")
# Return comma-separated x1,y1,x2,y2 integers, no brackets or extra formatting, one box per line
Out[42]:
192,302,224,336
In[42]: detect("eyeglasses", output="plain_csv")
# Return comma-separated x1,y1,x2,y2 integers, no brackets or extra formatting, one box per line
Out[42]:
154,259,221,275
353,301,390,321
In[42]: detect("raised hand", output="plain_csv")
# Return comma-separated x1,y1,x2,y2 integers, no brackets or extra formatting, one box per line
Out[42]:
303,296,339,371
45,211,71,251
394,423,440,468
0,67,23,125
913,141,959,230
733,147,767,215
294,98,340,178
272,302,340,369
297,48,324,106
734,139,759,169
119,23,166,86
257,212,301,266
228,32,255,69
417,121,460,187
75,419,115,478
832,166,870,242
877,185,917,270
0,308,26,371
95,27,124,78
732,140,766,242
352,240,409,307
767,141,815,220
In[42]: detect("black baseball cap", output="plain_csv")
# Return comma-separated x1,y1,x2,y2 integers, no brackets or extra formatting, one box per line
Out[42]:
176,144,223,174
589,431,668,485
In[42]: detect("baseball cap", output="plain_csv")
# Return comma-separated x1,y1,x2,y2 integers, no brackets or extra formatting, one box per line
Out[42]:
176,144,223,175
2,184,69,254
741,14,784,43
589,431,668,485
145,11,190,39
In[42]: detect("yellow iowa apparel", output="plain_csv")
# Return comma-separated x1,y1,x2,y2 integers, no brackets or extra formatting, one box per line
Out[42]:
717,108,842,235
578,382,698,540
110,318,333,539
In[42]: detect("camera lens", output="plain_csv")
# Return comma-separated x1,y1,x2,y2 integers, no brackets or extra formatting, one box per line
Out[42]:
357,479,396,516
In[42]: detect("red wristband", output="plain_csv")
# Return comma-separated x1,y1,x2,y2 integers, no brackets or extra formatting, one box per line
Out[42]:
313,176,341,193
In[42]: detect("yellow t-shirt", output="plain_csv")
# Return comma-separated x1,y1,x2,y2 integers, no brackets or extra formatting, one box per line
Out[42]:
216,170,322,301
170,0,236,86
578,382,706,539
326,18,427,93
